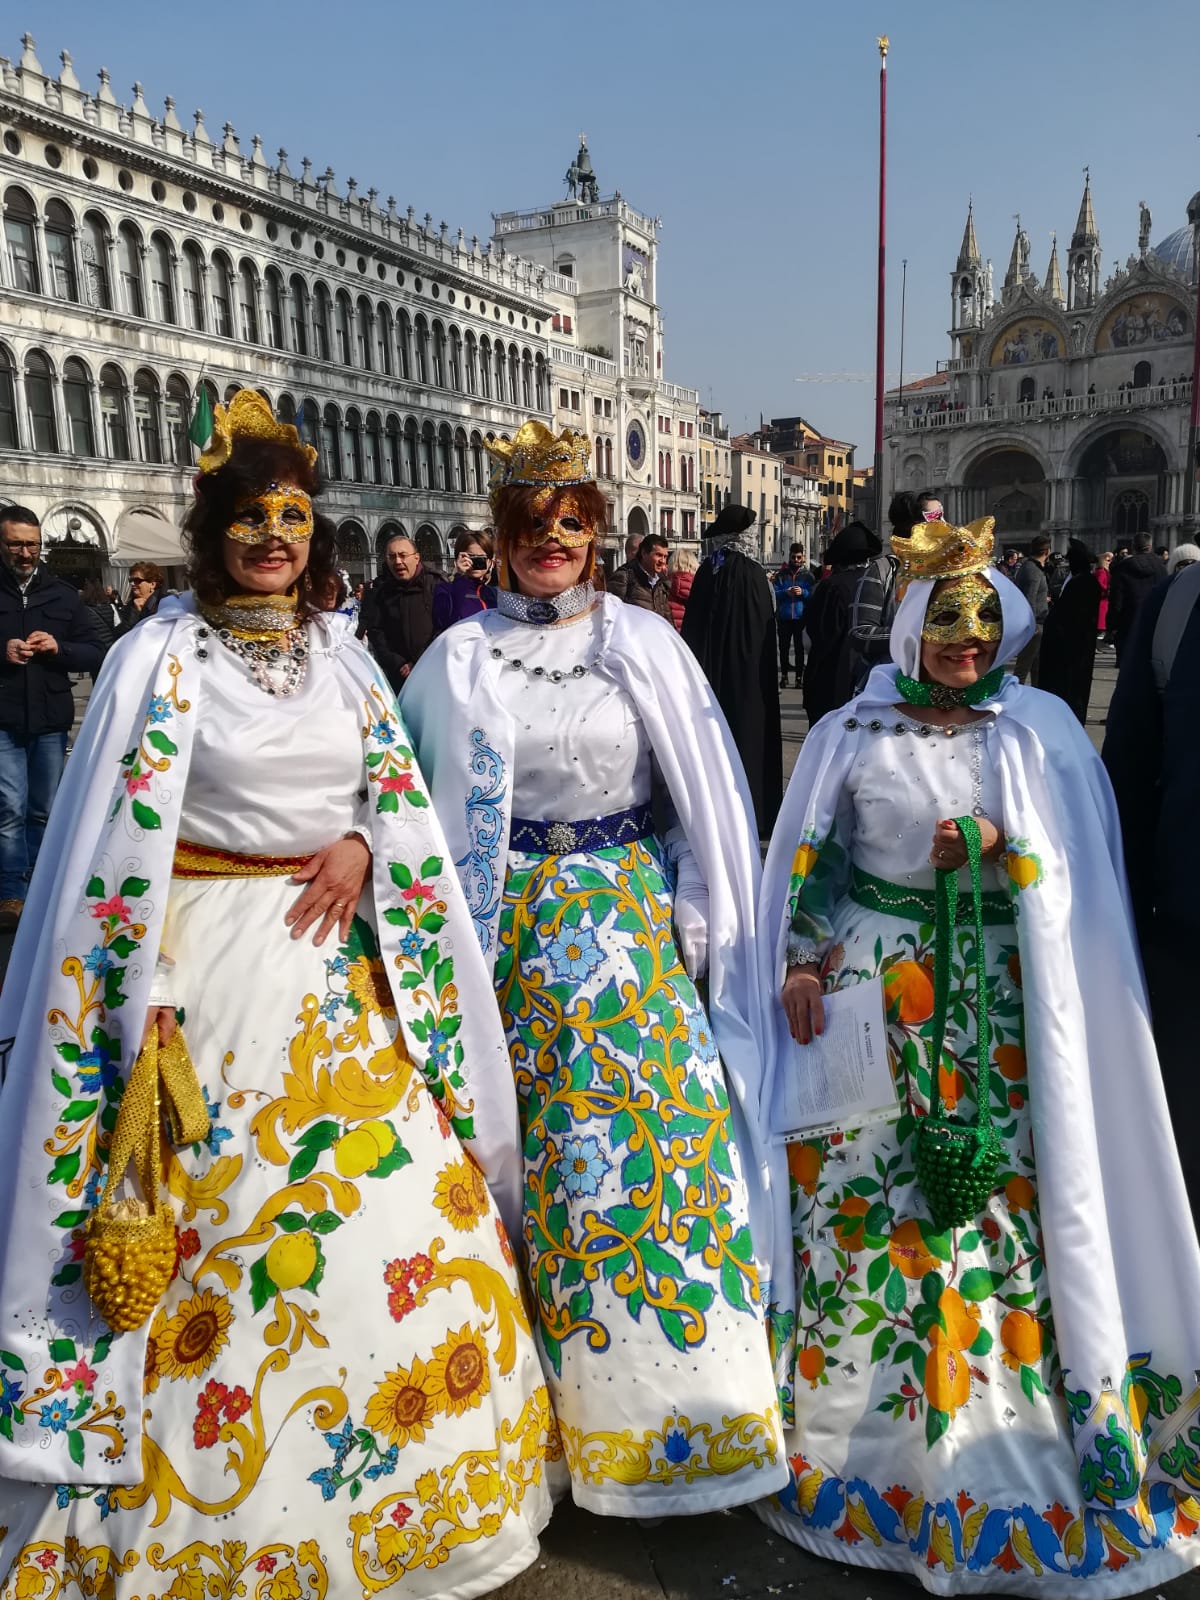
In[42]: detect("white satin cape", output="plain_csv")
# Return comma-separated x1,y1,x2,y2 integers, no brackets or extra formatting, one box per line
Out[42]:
401,594,793,1368
760,568,1200,1509
0,596,523,1484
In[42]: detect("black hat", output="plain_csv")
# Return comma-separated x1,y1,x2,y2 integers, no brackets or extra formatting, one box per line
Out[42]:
826,521,882,567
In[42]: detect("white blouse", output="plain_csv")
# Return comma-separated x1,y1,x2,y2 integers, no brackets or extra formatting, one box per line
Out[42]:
179,629,367,856
496,608,653,820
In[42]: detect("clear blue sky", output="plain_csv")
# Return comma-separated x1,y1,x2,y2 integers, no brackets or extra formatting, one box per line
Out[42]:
16,0,1200,459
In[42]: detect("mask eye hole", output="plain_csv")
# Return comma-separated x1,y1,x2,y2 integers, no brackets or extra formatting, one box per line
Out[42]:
558,517,582,533
980,604,1002,624
929,609,960,627
530,516,547,532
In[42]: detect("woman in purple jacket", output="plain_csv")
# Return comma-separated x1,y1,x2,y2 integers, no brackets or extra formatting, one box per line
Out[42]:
433,530,497,632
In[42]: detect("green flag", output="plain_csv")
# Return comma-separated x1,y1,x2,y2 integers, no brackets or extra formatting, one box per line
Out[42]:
187,386,213,450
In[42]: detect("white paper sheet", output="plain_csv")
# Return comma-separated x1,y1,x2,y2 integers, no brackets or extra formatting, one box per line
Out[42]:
771,980,898,1143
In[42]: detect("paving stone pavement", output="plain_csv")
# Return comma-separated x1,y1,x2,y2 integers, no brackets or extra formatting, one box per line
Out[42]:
9,651,1197,1599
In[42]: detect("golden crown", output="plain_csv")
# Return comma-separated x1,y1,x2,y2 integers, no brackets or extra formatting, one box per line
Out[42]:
895,516,996,585
198,389,319,476
485,420,592,502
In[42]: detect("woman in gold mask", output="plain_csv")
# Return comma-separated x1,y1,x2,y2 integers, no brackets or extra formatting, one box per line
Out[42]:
755,517,1200,1592
0,391,557,1598
402,421,789,1520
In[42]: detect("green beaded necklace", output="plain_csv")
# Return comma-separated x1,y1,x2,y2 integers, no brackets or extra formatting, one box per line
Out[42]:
895,666,1004,710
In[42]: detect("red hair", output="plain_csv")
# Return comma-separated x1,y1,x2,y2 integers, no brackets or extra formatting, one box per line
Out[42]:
492,482,607,589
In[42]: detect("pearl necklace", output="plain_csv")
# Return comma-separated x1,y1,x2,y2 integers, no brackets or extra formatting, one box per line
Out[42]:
196,594,309,698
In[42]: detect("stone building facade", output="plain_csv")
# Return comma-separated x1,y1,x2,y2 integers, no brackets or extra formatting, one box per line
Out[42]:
0,32,563,582
885,180,1199,553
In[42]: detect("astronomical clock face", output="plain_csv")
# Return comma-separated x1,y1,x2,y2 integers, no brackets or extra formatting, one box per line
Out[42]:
626,421,645,467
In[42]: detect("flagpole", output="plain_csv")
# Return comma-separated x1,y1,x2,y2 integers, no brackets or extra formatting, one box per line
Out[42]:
873,34,889,530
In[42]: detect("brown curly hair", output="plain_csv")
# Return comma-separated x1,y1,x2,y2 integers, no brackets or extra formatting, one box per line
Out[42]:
183,438,338,618
492,482,607,589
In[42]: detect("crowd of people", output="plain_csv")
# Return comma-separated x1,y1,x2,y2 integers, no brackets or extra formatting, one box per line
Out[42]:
0,403,1199,1600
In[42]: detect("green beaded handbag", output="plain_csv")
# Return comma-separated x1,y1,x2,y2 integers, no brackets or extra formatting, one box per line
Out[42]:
913,815,1002,1230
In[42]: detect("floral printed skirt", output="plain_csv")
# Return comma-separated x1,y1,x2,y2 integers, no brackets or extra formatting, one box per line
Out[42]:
0,874,553,1600
495,836,785,1516
756,896,1200,1595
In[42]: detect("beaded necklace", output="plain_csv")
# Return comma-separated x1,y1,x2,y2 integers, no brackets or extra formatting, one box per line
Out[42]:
197,592,309,698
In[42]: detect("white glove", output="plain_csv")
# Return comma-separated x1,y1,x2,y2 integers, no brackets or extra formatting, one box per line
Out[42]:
674,887,709,980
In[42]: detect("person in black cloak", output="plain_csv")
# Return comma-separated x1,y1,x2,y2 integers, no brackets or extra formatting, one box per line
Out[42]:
681,504,782,834
1038,537,1102,724
801,521,882,727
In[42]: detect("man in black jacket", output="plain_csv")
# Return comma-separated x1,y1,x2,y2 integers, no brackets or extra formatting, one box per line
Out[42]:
0,506,102,927
1107,531,1167,661
361,534,440,693
608,533,673,621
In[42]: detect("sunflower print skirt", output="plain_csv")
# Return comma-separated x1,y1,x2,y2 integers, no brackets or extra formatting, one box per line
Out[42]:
0,873,553,1600
495,836,785,1517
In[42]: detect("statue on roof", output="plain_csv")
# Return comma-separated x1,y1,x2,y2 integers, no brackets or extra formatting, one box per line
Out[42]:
564,133,599,204
1139,200,1152,255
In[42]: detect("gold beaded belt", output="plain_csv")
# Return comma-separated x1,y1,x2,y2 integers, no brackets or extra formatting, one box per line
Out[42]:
172,839,314,879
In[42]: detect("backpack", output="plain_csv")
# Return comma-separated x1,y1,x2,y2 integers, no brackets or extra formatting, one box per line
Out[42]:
1150,560,1200,693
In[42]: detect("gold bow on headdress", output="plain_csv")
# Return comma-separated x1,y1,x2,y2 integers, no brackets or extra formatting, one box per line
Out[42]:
484,420,592,511
198,389,318,476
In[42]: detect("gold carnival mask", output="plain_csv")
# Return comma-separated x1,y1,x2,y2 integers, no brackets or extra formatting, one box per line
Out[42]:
922,572,1003,644
517,487,596,549
226,484,314,545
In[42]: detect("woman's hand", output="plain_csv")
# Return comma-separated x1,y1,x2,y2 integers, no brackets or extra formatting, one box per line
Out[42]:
286,836,371,946
782,963,825,1045
930,817,1005,869
141,1006,177,1050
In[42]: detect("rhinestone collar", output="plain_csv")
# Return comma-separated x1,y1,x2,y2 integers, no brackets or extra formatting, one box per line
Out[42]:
198,591,299,640
495,581,596,626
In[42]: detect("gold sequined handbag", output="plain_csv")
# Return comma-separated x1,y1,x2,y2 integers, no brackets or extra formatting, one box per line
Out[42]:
83,1028,210,1332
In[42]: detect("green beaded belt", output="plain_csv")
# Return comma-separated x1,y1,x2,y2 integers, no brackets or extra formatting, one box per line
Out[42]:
850,866,1013,926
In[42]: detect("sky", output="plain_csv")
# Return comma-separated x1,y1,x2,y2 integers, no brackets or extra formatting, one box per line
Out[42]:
14,0,1200,459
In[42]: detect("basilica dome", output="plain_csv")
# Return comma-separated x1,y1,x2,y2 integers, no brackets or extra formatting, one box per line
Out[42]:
1153,218,1196,279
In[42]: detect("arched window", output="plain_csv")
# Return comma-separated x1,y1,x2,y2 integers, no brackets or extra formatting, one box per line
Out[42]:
535,353,548,412
431,321,446,388
211,252,235,337
657,451,664,488
1133,359,1152,390
1018,375,1036,405
494,341,506,402
521,349,533,410
298,398,320,454
453,427,467,492
3,188,39,293
24,350,58,452
224,383,242,405
277,393,296,426
403,417,418,486
420,421,435,487
117,221,145,317
63,357,94,455
377,305,394,376
0,347,18,447
385,415,402,484
604,438,613,478
449,327,463,392
149,232,175,322
437,423,452,490
508,345,519,406
470,432,485,496
288,275,309,355
81,212,111,310
99,364,130,459
1112,489,1151,538
320,403,341,481
237,260,260,343
414,315,429,384
465,333,479,396
415,525,443,571
165,373,190,465
181,241,205,330
356,296,374,370
479,336,492,399
364,412,383,485
134,369,162,463
312,283,332,361
44,200,78,302
397,311,412,380
344,407,364,481
264,268,285,349
335,292,353,365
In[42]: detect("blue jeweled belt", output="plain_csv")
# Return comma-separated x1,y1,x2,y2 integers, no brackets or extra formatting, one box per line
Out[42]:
508,803,654,857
